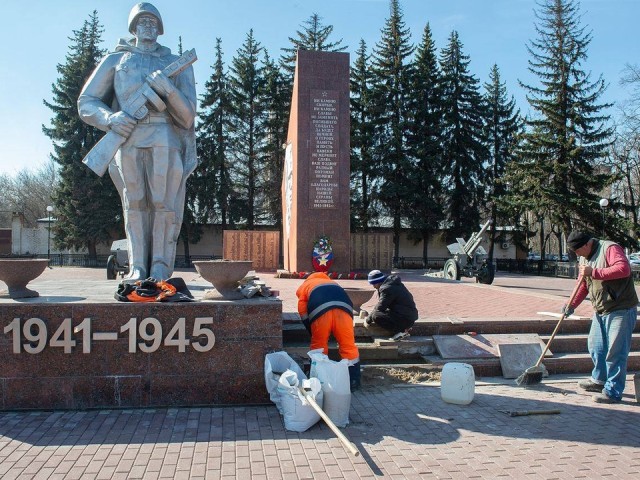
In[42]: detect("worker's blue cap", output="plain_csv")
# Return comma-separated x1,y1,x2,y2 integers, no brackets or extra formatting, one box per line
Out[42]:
367,270,386,285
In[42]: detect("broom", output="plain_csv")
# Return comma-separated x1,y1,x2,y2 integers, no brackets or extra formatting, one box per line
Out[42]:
298,387,360,456
515,273,584,386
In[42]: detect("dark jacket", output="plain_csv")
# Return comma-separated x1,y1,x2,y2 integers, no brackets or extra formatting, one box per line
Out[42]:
373,275,419,322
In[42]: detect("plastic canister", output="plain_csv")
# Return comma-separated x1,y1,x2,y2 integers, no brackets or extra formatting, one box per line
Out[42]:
441,362,475,405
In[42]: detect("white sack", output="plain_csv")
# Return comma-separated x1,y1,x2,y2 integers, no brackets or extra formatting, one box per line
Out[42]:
307,349,351,427
277,370,323,432
264,351,306,414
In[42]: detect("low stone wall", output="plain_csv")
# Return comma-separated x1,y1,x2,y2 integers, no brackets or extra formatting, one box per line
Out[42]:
0,299,282,410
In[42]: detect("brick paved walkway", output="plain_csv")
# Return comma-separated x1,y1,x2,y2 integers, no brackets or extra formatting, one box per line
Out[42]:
1,377,639,479
1,268,639,478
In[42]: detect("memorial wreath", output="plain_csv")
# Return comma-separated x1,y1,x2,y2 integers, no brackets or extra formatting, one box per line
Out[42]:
312,235,334,272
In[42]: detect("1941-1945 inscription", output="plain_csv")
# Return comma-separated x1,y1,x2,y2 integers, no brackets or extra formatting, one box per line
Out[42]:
4,316,215,354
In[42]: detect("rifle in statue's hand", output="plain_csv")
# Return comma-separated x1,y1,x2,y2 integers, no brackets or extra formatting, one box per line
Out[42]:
82,49,197,177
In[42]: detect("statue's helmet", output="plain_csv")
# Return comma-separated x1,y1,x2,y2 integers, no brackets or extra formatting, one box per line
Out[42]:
128,2,164,35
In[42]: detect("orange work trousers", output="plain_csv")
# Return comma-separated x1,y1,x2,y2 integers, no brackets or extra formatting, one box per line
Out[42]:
310,308,359,361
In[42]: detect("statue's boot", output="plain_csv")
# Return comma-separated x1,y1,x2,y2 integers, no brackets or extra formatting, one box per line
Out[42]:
149,210,176,281
124,209,148,282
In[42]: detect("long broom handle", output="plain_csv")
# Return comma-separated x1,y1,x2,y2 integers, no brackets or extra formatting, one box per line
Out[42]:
299,387,360,457
534,273,584,368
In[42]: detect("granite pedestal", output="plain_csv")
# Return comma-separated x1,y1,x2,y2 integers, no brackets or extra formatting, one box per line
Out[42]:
0,274,282,410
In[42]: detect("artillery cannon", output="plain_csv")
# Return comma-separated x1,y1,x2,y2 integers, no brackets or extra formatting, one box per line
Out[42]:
106,239,129,280
442,220,495,284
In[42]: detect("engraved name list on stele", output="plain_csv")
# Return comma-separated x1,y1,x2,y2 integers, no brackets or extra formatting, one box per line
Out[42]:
309,90,339,209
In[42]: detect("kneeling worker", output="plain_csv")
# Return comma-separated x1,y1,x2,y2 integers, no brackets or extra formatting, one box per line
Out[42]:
296,272,361,391
364,270,418,340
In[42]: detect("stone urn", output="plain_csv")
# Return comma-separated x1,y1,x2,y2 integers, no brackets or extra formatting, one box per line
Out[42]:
193,260,253,300
0,259,49,299
343,287,375,315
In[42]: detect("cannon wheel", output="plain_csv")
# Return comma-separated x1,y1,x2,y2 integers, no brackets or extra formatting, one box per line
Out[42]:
106,255,118,280
476,263,495,285
443,259,461,281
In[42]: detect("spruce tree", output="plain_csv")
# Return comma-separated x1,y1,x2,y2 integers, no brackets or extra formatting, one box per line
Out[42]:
370,0,415,257
483,64,523,259
280,13,347,77
279,13,348,196
42,11,122,257
194,38,233,227
514,0,615,243
350,39,378,231
262,53,289,227
406,23,445,260
227,30,268,229
439,30,488,239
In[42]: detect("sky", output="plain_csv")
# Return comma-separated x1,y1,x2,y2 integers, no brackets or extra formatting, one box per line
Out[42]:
1,0,638,176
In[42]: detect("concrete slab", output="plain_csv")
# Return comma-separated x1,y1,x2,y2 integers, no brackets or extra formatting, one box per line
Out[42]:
498,342,544,379
433,333,550,359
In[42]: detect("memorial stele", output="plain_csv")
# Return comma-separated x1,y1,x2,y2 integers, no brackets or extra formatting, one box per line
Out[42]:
281,50,351,273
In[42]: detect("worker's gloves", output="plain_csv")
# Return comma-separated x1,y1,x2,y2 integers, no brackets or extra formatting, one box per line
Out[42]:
561,304,575,316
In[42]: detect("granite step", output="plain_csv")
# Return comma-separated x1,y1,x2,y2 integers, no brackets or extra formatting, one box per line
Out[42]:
283,336,436,362
282,317,598,343
422,351,640,378
283,315,640,338
541,332,640,353
282,316,640,378
355,317,598,336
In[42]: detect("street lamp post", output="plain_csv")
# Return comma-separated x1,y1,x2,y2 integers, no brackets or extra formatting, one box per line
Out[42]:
599,198,609,238
46,205,53,260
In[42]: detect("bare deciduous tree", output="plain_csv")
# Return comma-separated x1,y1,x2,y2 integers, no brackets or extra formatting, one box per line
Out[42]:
0,160,57,227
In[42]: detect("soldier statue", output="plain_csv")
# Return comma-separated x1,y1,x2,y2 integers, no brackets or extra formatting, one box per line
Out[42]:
78,2,197,281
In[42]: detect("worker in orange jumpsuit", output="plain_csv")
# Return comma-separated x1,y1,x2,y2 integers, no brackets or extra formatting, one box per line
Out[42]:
296,272,361,391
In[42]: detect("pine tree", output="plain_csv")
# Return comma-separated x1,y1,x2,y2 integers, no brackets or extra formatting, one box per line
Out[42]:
406,23,445,260
513,0,615,243
370,0,415,257
350,39,378,231
439,30,488,238
483,64,523,259
227,30,268,229
42,11,122,257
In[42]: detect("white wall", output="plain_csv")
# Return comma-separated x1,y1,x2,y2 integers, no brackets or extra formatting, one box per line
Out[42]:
11,215,69,256
10,217,519,261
